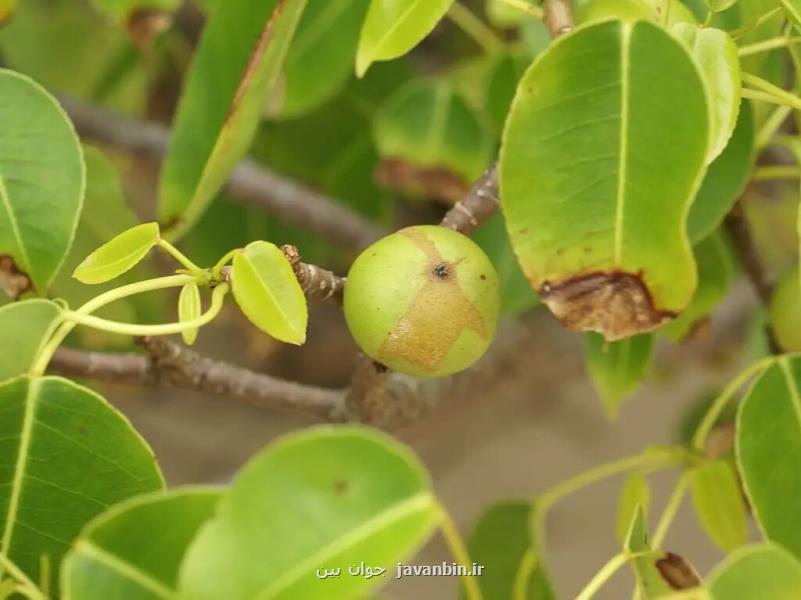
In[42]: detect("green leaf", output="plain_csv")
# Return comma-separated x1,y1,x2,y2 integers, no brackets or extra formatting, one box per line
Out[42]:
0,0,15,24
688,101,754,243
737,356,801,560
499,20,710,341
484,53,527,134
671,25,739,163
374,79,494,198
62,487,220,599
782,0,801,30
0,300,61,383
576,0,697,26
0,376,163,591
356,0,454,77
90,0,180,22
689,460,747,552
179,425,440,600
624,507,702,597
178,282,201,346
769,268,801,352
467,501,555,600
72,222,160,285
485,0,526,28
158,0,307,239
707,0,738,13
661,231,733,341
231,241,308,345
707,543,801,599
585,332,655,417
616,473,651,543
270,0,370,119
0,69,84,297
473,213,539,316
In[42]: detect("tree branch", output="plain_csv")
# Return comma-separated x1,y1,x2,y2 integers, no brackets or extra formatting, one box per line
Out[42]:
543,0,575,38
58,96,384,251
724,199,774,305
440,163,500,235
49,338,348,421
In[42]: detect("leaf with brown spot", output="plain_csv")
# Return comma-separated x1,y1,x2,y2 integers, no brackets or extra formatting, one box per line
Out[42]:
158,0,307,239
500,20,710,341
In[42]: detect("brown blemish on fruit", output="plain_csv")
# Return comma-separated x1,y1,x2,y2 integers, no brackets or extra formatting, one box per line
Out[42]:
377,228,487,373
655,552,701,590
538,271,675,341
0,255,32,299
375,158,470,204
333,479,349,495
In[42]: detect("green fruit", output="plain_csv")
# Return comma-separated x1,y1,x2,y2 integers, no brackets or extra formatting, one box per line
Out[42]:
344,225,500,378
769,268,801,352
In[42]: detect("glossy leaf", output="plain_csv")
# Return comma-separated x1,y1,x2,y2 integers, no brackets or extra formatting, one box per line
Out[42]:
688,102,754,243
270,0,370,119
625,507,702,597
72,222,160,285
769,268,801,352
0,376,163,590
374,79,493,198
707,543,801,599
672,24,740,163
231,241,308,345
662,231,733,341
178,282,201,345
467,501,555,600
0,69,84,297
473,213,539,316
585,332,654,417
500,20,710,341
179,426,440,600
737,356,801,560
62,488,220,599
615,473,651,543
356,0,454,77
159,0,306,238
689,460,747,552
0,300,61,382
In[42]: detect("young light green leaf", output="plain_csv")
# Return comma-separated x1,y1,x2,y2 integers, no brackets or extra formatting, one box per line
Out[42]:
159,0,307,239
707,0,738,13
689,460,747,552
500,20,710,341
0,376,164,592
707,543,801,599
661,231,733,341
616,473,651,543
0,69,84,297
737,356,801,560
62,487,221,600
270,0,370,119
178,282,202,345
0,300,61,383
467,501,555,600
374,79,494,200
72,222,160,285
231,241,308,345
473,213,539,316
356,0,454,77
672,24,740,163
179,426,440,600
585,333,655,418
688,102,754,243
624,506,702,597
769,267,801,352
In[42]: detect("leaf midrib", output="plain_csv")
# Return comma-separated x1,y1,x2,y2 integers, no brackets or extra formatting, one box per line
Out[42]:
254,492,436,599
613,24,631,264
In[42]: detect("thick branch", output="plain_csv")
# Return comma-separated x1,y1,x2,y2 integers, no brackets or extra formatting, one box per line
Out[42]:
49,338,348,421
440,163,500,234
543,0,575,38
58,97,384,251
281,245,345,301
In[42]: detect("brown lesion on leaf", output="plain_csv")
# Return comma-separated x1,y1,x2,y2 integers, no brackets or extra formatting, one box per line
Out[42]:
0,255,32,299
377,228,487,373
375,158,470,205
655,552,702,590
538,271,675,341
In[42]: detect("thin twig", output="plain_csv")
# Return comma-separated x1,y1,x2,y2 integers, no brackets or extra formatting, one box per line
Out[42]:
58,96,384,251
440,163,501,234
542,0,574,38
49,339,348,421
281,245,345,302
723,200,774,305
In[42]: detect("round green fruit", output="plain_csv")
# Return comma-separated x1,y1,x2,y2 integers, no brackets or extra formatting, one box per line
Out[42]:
344,225,500,378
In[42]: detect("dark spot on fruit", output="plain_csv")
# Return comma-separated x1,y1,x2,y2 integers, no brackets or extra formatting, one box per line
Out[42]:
432,262,450,279
519,228,529,235
333,479,349,495
480,274,486,281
